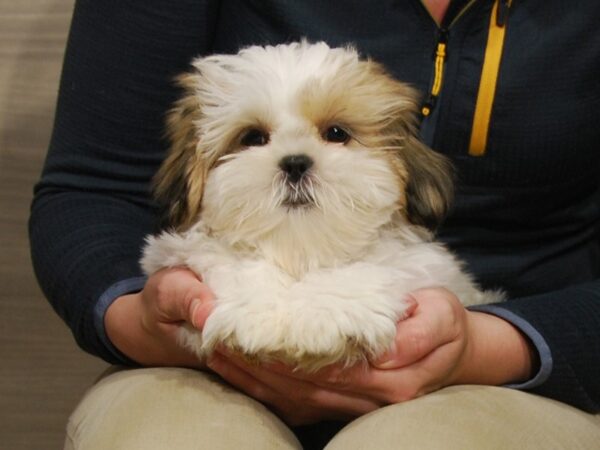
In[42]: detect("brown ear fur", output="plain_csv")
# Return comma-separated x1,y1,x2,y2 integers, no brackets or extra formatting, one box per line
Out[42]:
153,73,206,230
401,132,454,230
363,64,454,231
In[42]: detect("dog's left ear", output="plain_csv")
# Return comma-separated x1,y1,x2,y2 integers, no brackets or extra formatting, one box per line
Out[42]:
401,133,454,231
357,61,454,231
153,73,206,231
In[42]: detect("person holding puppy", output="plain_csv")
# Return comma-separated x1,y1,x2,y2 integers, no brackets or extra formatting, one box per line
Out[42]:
30,0,600,449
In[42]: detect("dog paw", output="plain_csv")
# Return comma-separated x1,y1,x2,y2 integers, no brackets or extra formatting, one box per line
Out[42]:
199,302,400,371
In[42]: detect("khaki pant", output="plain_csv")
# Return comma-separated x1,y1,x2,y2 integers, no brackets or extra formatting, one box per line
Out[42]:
65,367,600,450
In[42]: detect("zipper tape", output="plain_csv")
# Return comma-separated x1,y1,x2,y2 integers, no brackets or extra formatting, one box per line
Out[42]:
468,0,512,156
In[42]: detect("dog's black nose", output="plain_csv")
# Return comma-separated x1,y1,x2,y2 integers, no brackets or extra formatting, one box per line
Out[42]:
279,154,313,183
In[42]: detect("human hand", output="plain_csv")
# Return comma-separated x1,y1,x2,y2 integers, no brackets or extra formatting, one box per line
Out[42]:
371,287,536,387
105,266,215,367
206,287,536,425
204,298,420,425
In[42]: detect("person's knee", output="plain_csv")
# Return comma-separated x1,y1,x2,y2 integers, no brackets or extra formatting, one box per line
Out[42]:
66,367,301,450
325,386,600,450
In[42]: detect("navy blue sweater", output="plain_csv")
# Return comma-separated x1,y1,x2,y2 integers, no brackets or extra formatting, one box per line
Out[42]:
30,0,600,413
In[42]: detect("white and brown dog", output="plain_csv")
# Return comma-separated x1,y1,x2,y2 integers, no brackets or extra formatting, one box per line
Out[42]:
141,41,500,371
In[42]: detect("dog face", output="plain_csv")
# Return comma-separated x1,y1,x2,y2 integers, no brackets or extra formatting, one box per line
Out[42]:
154,42,452,269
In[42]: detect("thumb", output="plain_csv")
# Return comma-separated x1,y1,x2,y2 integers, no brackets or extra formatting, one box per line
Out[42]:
189,296,215,330
187,283,215,329
402,294,418,318
155,277,216,327
371,294,419,369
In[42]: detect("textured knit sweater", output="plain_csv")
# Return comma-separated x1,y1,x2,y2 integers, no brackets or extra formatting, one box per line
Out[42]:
29,0,600,413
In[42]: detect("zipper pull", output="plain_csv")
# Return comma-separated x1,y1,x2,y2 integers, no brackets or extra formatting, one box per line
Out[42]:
438,28,449,46
432,28,449,60
422,28,449,117
496,0,512,27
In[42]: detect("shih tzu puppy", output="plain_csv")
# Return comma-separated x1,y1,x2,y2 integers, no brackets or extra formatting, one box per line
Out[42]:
141,41,501,371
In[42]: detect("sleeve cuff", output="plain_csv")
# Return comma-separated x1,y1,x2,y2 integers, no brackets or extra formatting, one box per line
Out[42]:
467,304,553,390
93,276,148,365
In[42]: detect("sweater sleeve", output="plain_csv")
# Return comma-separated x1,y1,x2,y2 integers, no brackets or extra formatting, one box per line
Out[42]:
29,0,220,363
473,282,600,413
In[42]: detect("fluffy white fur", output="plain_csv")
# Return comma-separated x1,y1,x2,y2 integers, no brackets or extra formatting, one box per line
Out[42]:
141,42,502,370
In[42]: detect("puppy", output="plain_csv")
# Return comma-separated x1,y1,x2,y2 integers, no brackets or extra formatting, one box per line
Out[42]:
141,41,501,371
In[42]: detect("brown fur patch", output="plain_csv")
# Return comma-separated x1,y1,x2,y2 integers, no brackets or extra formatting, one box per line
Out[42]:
300,58,453,229
402,134,454,229
153,73,207,230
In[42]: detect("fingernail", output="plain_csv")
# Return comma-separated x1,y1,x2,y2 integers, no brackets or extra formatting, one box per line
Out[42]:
403,294,418,317
373,345,399,369
404,293,417,305
190,299,202,329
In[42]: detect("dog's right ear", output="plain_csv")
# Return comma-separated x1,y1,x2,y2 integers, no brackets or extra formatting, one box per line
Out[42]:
153,73,207,231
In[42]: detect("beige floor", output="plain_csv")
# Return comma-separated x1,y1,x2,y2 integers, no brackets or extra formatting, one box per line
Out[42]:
0,1,108,449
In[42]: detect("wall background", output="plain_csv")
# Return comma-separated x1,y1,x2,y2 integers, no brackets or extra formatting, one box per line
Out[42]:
0,1,108,448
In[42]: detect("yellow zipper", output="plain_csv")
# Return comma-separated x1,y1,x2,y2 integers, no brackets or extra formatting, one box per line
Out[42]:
422,38,448,117
468,0,512,156
421,0,479,117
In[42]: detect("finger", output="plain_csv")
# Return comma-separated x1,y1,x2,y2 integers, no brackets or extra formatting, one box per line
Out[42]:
207,352,338,425
403,293,418,317
213,350,387,408
152,274,216,325
156,341,207,369
188,287,216,329
219,350,381,415
372,307,455,370
207,352,281,404
208,352,332,425
255,348,446,405
369,339,465,403
136,323,206,368
261,359,376,393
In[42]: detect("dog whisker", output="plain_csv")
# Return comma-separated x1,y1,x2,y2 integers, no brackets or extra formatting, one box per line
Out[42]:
304,176,321,210
270,172,288,209
217,153,239,163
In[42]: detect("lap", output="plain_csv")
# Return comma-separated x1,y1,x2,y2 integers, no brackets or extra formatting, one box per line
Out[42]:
65,367,301,450
326,385,600,450
66,368,600,450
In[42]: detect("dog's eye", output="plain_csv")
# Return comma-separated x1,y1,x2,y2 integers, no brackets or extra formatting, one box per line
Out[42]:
241,128,270,147
324,126,350,144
